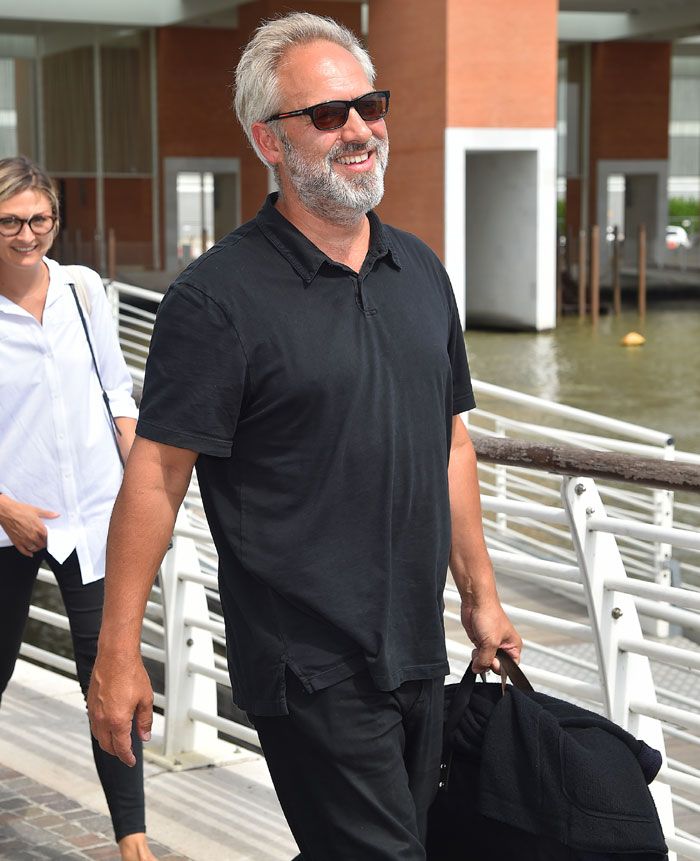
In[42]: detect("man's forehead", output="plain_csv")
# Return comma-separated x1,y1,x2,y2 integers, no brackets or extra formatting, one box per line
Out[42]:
276,39,371,105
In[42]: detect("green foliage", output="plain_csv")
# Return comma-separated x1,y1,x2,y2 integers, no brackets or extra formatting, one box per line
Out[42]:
668,197,699,217
668,197,699,235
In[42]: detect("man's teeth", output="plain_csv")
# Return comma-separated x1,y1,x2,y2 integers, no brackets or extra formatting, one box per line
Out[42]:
15,246,36,252
337,152,370,165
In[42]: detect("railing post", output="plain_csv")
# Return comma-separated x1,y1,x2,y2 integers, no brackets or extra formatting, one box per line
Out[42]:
650,441,676,639
562,476,676,847
156,509,221,768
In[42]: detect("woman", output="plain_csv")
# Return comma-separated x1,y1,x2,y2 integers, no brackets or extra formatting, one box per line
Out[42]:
0,156,155,861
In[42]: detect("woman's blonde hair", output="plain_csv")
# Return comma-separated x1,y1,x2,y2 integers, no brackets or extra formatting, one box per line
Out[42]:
0,156,60,221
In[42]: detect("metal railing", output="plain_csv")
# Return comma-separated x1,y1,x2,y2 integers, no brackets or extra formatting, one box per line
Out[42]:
17,280,700,859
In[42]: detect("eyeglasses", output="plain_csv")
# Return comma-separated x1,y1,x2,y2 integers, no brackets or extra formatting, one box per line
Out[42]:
266,90,390,131
0,214,57,237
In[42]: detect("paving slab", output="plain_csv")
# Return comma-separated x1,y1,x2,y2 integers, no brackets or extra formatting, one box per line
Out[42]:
0,662,298,861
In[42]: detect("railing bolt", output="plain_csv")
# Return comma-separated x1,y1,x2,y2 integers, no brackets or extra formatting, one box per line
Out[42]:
611,607,623,620
574,483,586,496
186,638,194,647
586,507,595,515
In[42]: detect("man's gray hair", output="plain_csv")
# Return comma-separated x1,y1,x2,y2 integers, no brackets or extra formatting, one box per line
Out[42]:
234,12,375,164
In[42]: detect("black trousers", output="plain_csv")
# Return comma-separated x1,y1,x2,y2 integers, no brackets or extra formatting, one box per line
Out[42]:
0,545,146,843
254,667,444,861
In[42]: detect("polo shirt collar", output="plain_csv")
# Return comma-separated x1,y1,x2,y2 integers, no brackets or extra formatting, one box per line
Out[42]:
255,193,401,286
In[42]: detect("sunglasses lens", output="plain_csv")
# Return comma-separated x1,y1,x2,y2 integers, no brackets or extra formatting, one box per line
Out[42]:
357,93,388,121
312,103,349,130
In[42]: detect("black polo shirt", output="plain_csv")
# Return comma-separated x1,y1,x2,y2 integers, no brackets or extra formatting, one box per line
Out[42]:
137,194,475,716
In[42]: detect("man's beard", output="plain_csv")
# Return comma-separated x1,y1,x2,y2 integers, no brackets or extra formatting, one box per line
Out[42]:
279,132,389,225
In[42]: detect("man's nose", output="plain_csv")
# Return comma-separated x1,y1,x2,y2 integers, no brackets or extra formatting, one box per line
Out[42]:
341,107,372,143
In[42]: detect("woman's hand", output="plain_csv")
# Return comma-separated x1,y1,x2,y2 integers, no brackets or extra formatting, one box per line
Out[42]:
0,495,59,557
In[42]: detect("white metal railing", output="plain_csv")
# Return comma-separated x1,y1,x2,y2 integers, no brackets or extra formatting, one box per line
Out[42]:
17,280,700,859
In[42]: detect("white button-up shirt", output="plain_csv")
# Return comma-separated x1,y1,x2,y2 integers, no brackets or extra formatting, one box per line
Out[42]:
0,258,137,583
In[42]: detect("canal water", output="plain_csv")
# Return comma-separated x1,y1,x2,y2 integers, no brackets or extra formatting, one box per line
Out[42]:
466,301,700,455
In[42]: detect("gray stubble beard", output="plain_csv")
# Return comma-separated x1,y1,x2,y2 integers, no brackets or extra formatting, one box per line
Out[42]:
280,132,390,226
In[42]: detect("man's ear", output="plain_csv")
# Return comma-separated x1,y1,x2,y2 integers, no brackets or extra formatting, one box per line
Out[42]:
252,121,283,168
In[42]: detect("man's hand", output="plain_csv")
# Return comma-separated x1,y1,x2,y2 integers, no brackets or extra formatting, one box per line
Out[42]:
461,592,522,674
0,496,59,557
87,652,153,767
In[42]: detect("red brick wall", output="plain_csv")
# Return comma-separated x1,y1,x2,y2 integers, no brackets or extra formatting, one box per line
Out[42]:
369,0,447,256
370,0,557,260
588,41,671,227
104,178,153,267
590,42,671,162
446,0,558,129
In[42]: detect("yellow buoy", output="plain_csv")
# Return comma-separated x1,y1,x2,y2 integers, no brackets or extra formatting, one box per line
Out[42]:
620,331,646,347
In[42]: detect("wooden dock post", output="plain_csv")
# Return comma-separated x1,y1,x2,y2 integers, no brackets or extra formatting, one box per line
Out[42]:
590,225,600,326
107,228,116,281
638,223,647,319
612,225,622,315
578,228,587,319
556,237,564,319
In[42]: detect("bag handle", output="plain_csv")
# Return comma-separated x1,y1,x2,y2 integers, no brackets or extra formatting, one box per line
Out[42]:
444,649,532,750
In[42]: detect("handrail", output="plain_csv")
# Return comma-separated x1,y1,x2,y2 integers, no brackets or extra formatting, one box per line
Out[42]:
472,379,673,445
473,435,700,493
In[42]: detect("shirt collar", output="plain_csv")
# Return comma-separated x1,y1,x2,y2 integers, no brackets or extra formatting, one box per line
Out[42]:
255,193,402,287
0,257,63,316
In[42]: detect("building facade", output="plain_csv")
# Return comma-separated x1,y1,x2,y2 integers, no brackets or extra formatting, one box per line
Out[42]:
0,0,698,329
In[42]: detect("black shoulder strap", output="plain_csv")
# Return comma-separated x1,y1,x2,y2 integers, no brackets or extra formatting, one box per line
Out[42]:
69,282,124,468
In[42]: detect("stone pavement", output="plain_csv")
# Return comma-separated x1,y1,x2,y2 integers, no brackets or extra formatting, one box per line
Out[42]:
0,661,297,860
0,764,188,860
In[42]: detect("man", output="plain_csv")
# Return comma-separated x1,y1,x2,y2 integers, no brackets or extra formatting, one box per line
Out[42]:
88,12,521,860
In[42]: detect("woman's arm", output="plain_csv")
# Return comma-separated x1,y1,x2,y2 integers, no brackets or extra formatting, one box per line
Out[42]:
0,493,59,556
114,416,137,465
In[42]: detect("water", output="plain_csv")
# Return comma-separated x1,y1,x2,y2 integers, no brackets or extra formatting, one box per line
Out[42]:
466,302,700,454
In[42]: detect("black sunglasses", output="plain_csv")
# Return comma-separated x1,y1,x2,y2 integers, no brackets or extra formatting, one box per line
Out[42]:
266,90,390,131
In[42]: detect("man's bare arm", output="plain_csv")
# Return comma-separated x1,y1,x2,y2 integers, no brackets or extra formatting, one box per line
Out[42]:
87,436,198,766
448,415,522,673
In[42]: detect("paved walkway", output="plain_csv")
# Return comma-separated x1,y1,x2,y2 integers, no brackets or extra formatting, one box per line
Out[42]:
0,661,297,861
0,764,187,860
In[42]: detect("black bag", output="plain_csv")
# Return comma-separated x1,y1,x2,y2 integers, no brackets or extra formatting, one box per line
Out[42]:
425,650,668,861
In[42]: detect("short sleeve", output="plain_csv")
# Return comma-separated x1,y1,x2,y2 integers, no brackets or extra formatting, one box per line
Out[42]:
447,290,476,414
136,283,247,456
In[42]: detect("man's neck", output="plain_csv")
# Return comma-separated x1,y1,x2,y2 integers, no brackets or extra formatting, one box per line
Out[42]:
275,192,370,274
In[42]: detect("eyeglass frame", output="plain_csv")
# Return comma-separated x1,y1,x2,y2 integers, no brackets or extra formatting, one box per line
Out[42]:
265,90,390,131
0,213,58,237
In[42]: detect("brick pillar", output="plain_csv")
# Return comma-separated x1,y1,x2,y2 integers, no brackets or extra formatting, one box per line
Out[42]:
372,0,557,329
368,0,447,256
588,41,671,264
